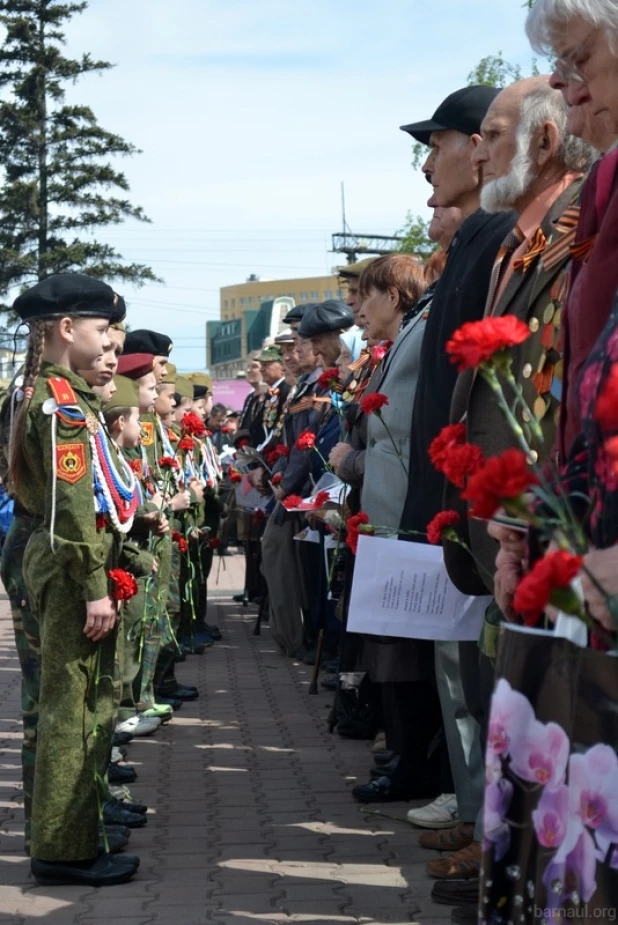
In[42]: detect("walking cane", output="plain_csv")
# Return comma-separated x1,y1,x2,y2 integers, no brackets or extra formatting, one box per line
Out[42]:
309,526,327,695
308,628,325,695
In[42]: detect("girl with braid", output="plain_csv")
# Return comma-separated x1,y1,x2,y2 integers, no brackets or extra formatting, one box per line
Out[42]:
7,274,147,887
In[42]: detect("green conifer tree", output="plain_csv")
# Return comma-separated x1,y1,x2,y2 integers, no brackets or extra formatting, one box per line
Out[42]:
0,0,160,310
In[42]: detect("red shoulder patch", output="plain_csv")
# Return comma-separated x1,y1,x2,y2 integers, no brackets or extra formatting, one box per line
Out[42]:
56,443,87,484
48,377,78,406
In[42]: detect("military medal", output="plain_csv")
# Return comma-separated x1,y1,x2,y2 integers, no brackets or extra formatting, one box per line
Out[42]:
85,412,100,435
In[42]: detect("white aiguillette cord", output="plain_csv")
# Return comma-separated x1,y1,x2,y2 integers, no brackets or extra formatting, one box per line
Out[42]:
42,397,59,551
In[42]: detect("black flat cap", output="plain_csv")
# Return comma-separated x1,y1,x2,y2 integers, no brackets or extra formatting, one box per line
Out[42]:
13,273,126,324
283,303,318,324
400,85,501,146
297,300,354,339
124,329,173,356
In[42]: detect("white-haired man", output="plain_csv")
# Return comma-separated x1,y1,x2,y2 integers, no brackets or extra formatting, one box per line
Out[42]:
436,76,594,918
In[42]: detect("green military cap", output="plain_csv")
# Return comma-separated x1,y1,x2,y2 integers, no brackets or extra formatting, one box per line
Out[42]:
187,371,212,389
338,257,376,280
258,344,282,363
175,375,193,400
104,374,140,411
161,362,177,385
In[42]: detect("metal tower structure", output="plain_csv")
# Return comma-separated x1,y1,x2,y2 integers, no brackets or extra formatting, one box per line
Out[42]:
331,183,405,264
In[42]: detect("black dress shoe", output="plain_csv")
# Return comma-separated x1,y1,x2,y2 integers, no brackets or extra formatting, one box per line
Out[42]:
205,623,222,640
154,696,183,709
155,683,198,701
452,906,478,925
97,829,130,854
115,799,147,815
432,878,479,906
102,824,131,840
108,763,137,784
102,802,147,829
31,852,140,887
320,678,337,692
374,749,397,766
352,776,414,804
113,731,134,746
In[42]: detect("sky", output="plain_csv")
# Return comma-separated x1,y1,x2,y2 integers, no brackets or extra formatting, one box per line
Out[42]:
57,0,542,371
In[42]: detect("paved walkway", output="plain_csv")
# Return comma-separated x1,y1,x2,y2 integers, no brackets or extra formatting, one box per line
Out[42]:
0,553,450,925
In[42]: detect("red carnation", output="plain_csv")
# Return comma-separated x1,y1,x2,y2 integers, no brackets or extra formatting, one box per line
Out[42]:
345,512,375,555
128,459,143,475
442,443,485,488
513,550,583,626
427,510,460,545
446,317,530,372
109,568,139,602
172,530,188,554
181,412,206,437
178,436,193,451
273,444,289,460
318,368,341,391
595,364,618,431
295,430,316,451
360,392,389,415
158,456,179,470
462,449,538,519
237,438,249,449
96,513,107,531
228,467,242,484
312,490,331,509
429,423,466,469
372,341,392,364
282,494,303,510
272,472,283,486
209,537,221,549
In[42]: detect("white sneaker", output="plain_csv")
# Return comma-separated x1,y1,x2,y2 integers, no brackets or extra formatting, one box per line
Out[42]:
110,746,123,763
406,793,459,829
115,715,140,734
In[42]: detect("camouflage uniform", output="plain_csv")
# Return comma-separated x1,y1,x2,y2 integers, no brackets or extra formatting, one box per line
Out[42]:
17,365,151,862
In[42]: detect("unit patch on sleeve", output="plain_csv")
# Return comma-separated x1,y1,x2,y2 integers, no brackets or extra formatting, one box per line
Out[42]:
140,422,155,447
56,443,87,484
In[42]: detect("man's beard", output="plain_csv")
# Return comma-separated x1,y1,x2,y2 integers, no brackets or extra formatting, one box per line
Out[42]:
481,148,535,213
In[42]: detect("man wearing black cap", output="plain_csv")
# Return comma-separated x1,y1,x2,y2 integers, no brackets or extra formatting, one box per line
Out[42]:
396,87,517,898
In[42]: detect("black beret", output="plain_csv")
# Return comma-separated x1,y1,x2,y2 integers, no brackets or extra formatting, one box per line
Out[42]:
124,329,173,356
192,384,209,399
297,300,354,339
13,273,126,324
283,302,318,324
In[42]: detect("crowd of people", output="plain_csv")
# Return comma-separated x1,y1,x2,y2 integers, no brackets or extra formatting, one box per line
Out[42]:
1,0,618,919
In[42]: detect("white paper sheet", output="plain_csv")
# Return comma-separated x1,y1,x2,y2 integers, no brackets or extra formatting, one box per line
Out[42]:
347,536,491,642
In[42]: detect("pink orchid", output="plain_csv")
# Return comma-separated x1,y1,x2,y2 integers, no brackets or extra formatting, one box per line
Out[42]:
509,719,570,791
568,744,618,851
532,784,569,849
487,679,535,759
483,777,513,862
542,829,598,911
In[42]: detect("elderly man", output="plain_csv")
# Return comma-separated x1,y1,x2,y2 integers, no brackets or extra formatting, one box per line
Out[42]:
395,86,515,901
435,77,594,918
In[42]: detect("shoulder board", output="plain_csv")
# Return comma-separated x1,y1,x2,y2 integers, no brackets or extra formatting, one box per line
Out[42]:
48,377,79,407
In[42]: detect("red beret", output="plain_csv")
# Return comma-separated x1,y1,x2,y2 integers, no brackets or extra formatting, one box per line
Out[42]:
116,353,155,380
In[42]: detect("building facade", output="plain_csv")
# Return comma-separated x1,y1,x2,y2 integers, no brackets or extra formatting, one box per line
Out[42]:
208,274,343,379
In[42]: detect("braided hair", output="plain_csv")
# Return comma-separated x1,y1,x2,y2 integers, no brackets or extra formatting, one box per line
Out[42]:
8,320,52,497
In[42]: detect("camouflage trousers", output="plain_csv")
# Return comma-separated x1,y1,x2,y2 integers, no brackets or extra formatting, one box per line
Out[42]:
0,515,41,851
137,534,171,709
23,527,118,862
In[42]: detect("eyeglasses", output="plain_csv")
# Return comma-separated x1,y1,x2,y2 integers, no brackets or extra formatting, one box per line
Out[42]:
553,27,598,84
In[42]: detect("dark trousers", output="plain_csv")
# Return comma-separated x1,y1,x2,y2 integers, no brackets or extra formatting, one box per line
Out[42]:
381,679,442,797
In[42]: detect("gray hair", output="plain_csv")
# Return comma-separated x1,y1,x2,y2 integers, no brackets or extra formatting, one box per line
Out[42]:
526,0,618,56
518,85,596,171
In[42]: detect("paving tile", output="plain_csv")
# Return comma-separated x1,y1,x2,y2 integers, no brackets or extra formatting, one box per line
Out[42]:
0,555,450,924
